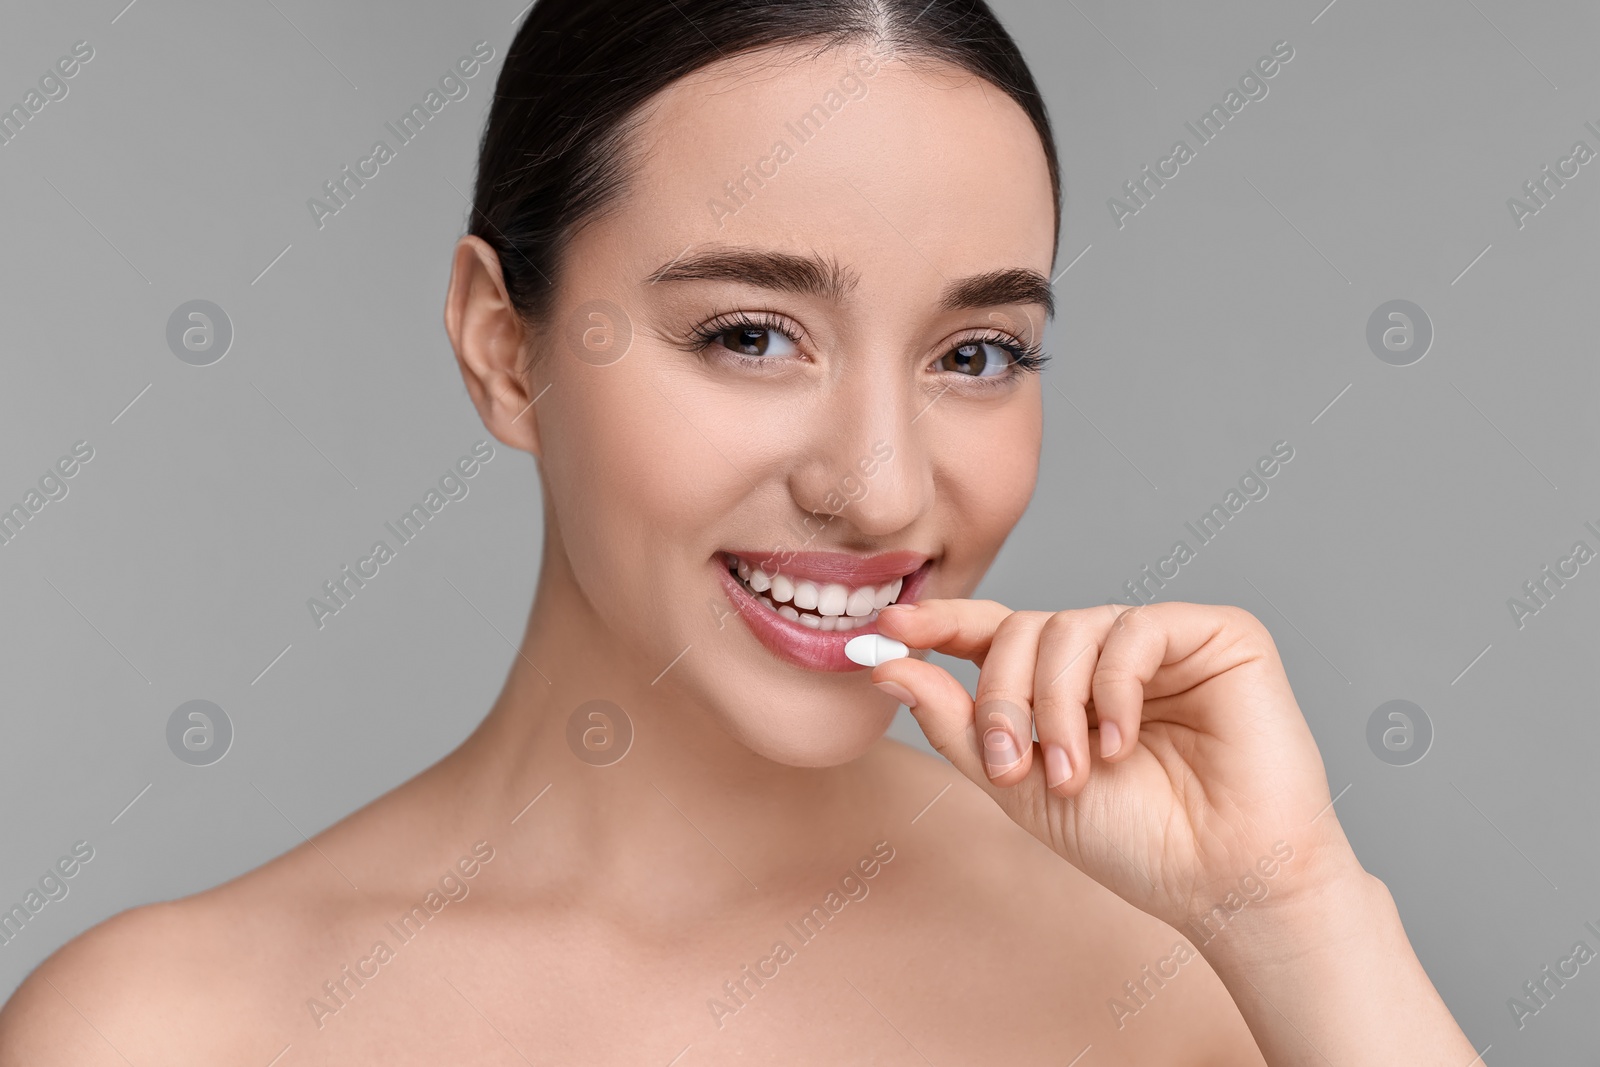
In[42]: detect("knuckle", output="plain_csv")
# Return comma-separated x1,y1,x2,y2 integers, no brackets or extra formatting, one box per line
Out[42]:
1218,602,1260,627
1039,609,1101,641
1091,662,1142,686
995,609,1050,636
1110,603,1148,632
1033,690,1084,727
974,691,1033,721
915,715,974,760
1221,603,1274,645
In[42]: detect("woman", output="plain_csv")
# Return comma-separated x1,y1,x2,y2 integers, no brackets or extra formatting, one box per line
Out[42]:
0,0,1475,1062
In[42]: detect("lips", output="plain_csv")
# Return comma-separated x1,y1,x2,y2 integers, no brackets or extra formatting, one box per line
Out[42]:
716,549,931,672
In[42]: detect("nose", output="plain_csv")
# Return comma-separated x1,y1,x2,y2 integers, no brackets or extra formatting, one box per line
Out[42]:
785,358,933,541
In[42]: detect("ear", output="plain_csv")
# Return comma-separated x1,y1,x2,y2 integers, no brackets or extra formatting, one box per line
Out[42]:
444,235,544,458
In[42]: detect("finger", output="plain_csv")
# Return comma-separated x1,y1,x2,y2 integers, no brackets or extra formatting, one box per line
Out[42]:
970,611,1052,786
875,599,1014,666
1090,603,1195,761
871,655,993,788
1032,609,1116,797
1091,602,1258,759
1102,601,1275,709
873,655,1060,834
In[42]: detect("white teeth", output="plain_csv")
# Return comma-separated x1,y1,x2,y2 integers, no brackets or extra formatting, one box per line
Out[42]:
816,582,849,616
793,579,819,611
749,589,878,630
731,557,917,629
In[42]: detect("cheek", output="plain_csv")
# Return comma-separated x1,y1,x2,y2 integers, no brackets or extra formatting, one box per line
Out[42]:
540,358,748,589
945,396,1041,532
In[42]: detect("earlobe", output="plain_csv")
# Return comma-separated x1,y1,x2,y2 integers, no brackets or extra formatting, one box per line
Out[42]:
444,234,543,458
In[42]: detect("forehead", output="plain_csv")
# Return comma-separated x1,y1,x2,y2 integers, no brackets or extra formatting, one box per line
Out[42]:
604,42,1057,284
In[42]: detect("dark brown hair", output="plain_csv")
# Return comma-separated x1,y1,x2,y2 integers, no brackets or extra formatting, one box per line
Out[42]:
470,0,1061,330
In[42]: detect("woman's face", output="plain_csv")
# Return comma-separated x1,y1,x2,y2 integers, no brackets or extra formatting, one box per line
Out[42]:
519,42,1056,766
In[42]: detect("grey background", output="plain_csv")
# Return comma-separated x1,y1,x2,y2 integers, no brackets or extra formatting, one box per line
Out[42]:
1,0,1595,1059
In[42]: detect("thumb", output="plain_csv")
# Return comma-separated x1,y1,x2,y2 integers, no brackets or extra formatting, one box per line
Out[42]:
872,656,996,792
873,657,1067,865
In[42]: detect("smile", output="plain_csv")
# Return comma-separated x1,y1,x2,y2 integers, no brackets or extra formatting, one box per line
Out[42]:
715,549,931,672
726,557,902,631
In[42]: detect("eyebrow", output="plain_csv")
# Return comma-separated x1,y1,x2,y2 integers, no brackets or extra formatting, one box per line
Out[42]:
646,246,1055,320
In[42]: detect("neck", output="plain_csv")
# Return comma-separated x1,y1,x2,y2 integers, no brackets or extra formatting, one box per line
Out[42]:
436,520,885,911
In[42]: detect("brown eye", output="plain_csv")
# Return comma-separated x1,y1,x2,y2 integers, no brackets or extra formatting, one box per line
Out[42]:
711,326,797,358
938,341,1012,378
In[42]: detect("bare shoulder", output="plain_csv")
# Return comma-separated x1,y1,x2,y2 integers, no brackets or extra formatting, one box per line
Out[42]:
867,738,1264,1065
0,884,291,1066
0,780,429,1065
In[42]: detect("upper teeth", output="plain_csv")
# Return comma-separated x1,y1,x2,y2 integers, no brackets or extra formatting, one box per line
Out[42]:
733,557,905,617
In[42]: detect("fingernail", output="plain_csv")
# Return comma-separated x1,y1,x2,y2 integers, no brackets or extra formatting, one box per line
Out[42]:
1099,721,1122,759
982,726,1022,777
879,602,917,612
1043,743,1072,788
873,680,917,707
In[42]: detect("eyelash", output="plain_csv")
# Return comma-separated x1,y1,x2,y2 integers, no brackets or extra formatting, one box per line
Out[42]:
682,311,1051,386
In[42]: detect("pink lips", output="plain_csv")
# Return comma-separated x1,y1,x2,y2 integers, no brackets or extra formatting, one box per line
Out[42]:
716,550,932,672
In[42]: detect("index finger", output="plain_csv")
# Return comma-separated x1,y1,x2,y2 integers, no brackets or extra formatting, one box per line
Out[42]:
875,598,1014,666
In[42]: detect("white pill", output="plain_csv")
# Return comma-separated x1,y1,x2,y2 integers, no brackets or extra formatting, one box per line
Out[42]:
844,633,909,667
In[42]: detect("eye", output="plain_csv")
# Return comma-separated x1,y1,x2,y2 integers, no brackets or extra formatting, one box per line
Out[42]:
679,310,809,370
705,322,800,358
937,340,1018,378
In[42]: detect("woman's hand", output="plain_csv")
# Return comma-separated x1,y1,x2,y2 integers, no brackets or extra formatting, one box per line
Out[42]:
871,599,1358,933
873,599,1481,1063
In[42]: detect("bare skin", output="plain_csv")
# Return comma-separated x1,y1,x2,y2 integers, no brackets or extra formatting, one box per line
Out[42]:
0,738,1260,1064
0,39,1471,1065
